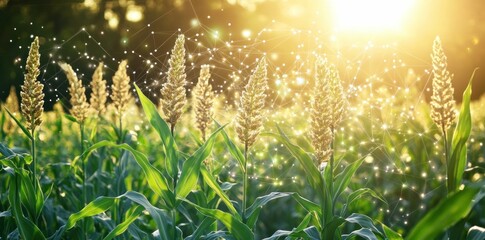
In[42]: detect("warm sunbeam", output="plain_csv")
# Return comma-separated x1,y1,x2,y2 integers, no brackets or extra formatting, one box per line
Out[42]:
331,0,415,32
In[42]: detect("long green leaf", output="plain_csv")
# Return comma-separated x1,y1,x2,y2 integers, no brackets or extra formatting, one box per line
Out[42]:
291,193,321,214
8,173,46,240
344,213,381,235
200,166,239,216
333,158,365,204
176,125,225,200
270,127,323,194
64,191,172,240
246,192,291,228
66,196,116,229
381,222,403,240
135,83,179,180
406,187,480,240
103,205,144,240
184,200,254,240
448,69,476,193
467,226,485,240
216,121,246,173
4,107,32,140
78,140,174,207
122,191,172,240
185,217,217,240
342,228,377,240
17,168,44,221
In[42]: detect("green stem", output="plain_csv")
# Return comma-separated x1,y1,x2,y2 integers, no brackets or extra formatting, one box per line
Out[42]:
242,143,249,222
442,125,449,195
80,122,88,240
118,114,123,144
31,128,36,192
170,124,177,239
329,127,335,214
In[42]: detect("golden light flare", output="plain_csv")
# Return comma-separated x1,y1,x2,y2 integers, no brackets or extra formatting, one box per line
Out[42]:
330,0,415,32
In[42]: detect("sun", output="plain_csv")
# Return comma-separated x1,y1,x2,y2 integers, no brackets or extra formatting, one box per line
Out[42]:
330,0,415,32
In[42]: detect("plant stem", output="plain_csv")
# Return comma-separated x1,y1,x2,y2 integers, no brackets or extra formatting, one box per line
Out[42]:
329,127,336,217
31,128,37,192
242,143,249,222
442,125,449,195
170,125,177,240
118,114,123,144
80,122,87,240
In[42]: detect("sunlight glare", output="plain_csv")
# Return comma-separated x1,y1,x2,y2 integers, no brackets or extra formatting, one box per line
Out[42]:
331,0,414,32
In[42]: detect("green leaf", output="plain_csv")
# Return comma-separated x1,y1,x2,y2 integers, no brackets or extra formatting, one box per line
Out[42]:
79,140,174,207
346,188,386,208
122,191,172,240
246,192,291,228
8,174,46,240
291,193,321,214
381,222,403,240
406,187,480,240
103,205,144,240
322,217,346,239
64,114,78,123
17,168,44,221
135,83,179,180
448,69,476,193
4,107,32,140
467,226,485,240
216,121,246,173
333,158,365,205
64,191,172,240
200,166,239,216
185,217,217,240
344,213,381,235
176,124,225,200
0,142,16,158
270,127,323,195
66,196,116,229
184,200,254,240
264,226,320,240
342,228,377,240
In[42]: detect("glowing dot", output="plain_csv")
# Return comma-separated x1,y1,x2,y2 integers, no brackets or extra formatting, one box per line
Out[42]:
242,29,251,38
190,18,200,27
296,77,305,85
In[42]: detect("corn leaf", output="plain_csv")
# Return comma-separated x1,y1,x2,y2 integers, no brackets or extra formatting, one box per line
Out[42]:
246,192,292,228
200,166,239,217
381,222,403,240
176,124,225,200
8,172,46,240
66,196,116,229
78,140,174,207
184,200,254,240
216,120,246,173
344,213,382,235
103,205,144,240
448,69,476,193
4,107,32,140
333,158,365,205
135,83,179,181
64,191,172,240
291,193,321,214
270,127,323,195
406,187,480,240
122,191,172,240
467,226,485,240
185,217,217,240
342,228,377,240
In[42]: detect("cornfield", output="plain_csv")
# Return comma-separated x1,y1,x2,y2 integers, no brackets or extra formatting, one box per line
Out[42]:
1,34,484,240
